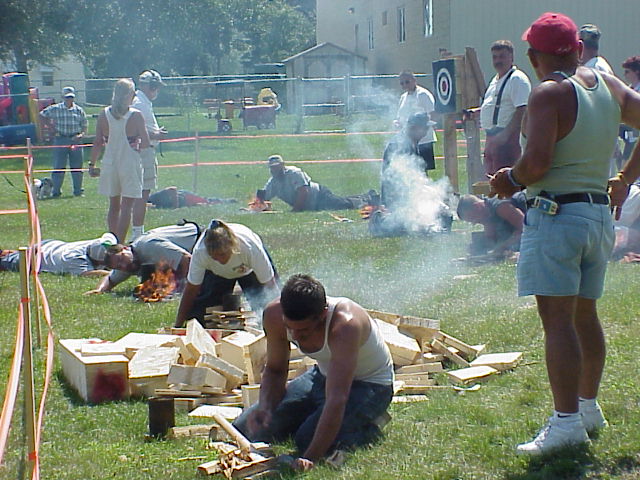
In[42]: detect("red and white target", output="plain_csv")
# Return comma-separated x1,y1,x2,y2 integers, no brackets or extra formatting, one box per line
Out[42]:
432,59,457,113
436,67,453,107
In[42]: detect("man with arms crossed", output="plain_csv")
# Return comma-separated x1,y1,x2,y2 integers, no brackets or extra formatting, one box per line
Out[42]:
233,274,393,471
491,12,640,455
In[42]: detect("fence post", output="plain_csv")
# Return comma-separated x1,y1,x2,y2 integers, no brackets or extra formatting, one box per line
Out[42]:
295,77,304,134
463,117,484,192
24,142,41,348
192,132,199,193
344,75,351,116
19,248,37,478
443,114,459,192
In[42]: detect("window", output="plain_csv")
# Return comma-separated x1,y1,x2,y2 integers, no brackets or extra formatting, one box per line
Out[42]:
424,0,433,37
41,66,54,87
368,17,374,49
382,10,388,26
397,7,406,43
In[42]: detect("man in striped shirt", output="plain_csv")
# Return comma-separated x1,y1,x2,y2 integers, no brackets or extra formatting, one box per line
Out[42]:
40,86,87,197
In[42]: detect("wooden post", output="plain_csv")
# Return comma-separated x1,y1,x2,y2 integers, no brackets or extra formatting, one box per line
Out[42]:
24,145,41,348
19,248,37,476
443,114,459,192
192,131,199,193
464,118,484,191
295,77,304,134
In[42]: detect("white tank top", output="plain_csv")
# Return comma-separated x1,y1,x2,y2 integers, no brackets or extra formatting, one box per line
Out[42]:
102,108,139,165
291,296,394,385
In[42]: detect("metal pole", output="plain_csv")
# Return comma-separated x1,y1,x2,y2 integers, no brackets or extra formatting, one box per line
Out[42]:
24,143,41,348
192,131,199,193
19,248,37,478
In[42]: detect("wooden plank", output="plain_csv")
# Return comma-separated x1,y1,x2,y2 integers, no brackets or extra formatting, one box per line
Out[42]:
396,363,443,375
130,376,170,398
431,339,470,368
375,320,421,367
434,332,480,359
189,405,243,421
242,385,260,409
79,342,126,357
128,346,179,379
219,332,267,384
114,332,180,359
197,353,245,390
397,385,451,395
447,365,498,384
392,395,429,403
470,352,523,371
167,364,226,390
443,114,459,192
231,458,277,479
420,352,445,363
394,374,435,386
197,460,222,475
58,339,129,403
167,424,215,439
185,319,218,361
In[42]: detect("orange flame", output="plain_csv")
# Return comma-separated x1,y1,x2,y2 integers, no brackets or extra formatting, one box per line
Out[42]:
247,197,272,212
133,262,177,303
359,204,386,220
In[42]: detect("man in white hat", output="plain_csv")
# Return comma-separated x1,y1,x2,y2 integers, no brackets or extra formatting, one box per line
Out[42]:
131,70,168,241
39,86,88,197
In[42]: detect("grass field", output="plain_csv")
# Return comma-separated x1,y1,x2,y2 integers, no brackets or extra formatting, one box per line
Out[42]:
1,112,640,479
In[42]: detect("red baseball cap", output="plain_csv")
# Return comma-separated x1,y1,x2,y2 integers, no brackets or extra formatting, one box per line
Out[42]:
522,12,580,56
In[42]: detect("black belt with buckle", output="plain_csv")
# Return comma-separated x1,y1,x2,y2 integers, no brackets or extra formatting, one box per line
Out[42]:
526,192,609,208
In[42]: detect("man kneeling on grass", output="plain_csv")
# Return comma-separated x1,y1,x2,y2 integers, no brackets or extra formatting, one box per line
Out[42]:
233,274,394,471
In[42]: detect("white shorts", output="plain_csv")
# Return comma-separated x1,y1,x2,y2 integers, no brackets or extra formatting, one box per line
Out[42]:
98,156,143,199
141,147,158,190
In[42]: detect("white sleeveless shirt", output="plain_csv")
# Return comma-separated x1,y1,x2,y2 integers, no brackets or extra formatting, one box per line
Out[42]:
291,296,394,386
102,107,139,166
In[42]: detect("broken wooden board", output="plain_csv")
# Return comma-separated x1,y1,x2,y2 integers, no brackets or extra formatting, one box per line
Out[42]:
189,405,243,421
396,363,443,375
447,365,499,384
79,342,126,357
374,319,421,366
392,395,429,403
431,339,470,368
367,309,439,333
168,364,226,390
470,352,523,371
396,384,451,395
218,332,267,384
114,332,181,359
394,374,436,386
59,339,129,403
129,346,179,379
185,319,218,360
167,424,216,439
131,376,170,397
197,353,245,390
433,331,479,359
420,352,445,363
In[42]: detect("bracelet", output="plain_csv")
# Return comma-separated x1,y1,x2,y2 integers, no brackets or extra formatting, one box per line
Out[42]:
617,171,630,187
507,168,523,187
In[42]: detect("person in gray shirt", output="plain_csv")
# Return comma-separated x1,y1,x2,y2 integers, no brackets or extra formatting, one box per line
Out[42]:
86,223,200,294
256,155,374,211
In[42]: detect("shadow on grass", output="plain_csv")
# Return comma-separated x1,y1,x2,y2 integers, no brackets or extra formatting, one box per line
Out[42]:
505,444,595,480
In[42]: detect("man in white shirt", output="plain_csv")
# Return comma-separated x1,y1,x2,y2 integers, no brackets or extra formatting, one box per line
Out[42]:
480,40,532,175
395,71,437,170
131,70,168,241
579,24,614,75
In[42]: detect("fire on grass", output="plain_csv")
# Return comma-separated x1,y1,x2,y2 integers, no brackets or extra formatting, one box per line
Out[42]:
134,262,177,302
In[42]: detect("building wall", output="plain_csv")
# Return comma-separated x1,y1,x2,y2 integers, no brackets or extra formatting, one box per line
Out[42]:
450,0,640,86
319,0,640,84
317,0,450,75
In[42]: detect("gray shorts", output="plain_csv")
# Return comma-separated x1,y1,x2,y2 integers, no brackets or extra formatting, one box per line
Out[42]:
141,147,157,190
517,202,614,299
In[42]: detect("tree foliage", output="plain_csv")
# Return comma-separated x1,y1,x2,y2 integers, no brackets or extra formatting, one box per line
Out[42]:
0,0,315,77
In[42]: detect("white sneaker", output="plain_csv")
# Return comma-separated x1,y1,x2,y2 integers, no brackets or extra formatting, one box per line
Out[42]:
516,415,589,456
580,401,608,433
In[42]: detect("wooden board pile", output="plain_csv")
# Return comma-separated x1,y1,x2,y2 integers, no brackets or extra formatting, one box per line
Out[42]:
365,309,523,402
204,307,257,330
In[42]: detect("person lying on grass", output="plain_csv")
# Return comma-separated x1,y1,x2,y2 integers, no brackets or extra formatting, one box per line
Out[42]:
233,274,394,472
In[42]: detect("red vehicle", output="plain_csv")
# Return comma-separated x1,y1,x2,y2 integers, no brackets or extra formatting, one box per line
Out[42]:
241,105,276,130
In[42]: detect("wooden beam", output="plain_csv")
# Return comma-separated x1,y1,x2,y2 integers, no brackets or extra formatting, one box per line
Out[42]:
431,339,470,367
396,362,443,375
443,114,459,192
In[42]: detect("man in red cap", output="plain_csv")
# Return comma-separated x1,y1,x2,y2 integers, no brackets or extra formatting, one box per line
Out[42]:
491,12,640,455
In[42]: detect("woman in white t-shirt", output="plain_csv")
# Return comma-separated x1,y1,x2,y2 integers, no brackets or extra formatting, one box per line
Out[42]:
175,220,279,326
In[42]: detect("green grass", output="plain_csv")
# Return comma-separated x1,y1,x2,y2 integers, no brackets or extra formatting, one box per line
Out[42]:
1,113,640,479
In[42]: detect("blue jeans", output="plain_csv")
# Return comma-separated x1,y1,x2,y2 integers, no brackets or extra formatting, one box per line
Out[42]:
233,366,393,455
52,136,84,196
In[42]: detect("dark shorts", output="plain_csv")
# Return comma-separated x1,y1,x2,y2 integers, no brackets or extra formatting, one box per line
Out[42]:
233,366,393,455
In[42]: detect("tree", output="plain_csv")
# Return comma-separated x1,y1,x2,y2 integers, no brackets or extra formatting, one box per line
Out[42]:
0,0,74,72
